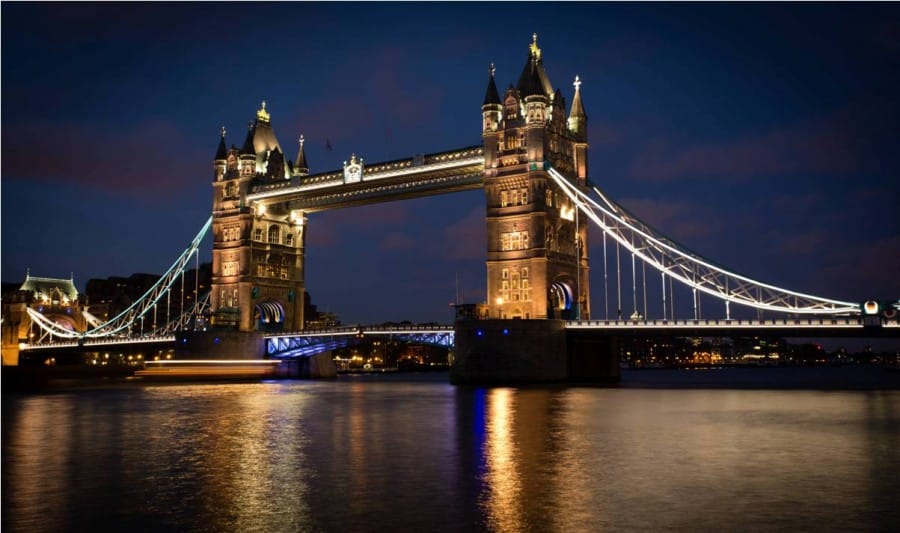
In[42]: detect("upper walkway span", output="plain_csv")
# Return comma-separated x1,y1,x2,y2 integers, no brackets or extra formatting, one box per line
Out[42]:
247,146,484,211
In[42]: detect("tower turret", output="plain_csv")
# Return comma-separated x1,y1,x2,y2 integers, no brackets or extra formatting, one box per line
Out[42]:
568,75,587,141
214,126,227,181
482,63,502,131
293,134,309,176
239,122,256,178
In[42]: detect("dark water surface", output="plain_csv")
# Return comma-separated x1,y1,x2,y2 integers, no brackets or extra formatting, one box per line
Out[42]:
3,368,899,532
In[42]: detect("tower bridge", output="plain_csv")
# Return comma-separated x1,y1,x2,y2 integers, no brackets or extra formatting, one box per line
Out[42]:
7,34,898,382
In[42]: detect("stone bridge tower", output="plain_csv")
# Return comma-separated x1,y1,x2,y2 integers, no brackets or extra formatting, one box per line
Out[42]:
482,35,590,320
210,103,306,332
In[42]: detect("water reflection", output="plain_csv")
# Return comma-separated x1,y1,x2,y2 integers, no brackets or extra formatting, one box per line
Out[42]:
3,376,899,532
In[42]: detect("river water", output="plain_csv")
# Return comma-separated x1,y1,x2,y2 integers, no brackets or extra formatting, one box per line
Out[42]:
3,368,898,532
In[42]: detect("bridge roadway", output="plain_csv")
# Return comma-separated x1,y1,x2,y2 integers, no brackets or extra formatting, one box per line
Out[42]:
19,318,899,354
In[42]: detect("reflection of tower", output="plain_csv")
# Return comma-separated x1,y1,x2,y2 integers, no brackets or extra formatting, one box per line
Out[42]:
483,35,590,320
210,103,306,331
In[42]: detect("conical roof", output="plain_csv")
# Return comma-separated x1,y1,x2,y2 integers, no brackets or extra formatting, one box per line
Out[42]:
294,134,309,174
516,34,553,99
569,76,587,120
215,127,227,160
483,63,501,106
240,122,256,155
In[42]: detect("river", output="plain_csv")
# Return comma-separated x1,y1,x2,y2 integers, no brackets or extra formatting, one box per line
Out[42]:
3,367,898,532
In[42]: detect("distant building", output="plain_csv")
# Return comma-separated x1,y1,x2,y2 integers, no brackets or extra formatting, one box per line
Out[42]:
84,264,211,327
1,272,86,365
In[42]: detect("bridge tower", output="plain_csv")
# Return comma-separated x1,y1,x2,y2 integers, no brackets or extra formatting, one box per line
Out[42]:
210,103,306,332
482,35,590,320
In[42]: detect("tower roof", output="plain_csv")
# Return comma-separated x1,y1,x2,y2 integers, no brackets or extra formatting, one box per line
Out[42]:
251,101,283,158
294,134,309,174
215,126,227,160
569,75,587,120
516,34,553,99
483,63,501,106
241,122,256,155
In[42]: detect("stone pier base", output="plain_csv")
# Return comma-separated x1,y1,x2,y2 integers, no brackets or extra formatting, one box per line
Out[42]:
450,319,620,385
274,351,337,379
174,330,266,360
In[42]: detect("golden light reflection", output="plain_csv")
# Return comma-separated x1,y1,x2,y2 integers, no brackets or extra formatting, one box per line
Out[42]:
482,388,523,531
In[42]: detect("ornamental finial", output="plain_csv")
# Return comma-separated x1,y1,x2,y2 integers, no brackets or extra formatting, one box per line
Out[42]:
529,33,541,60
574,75,582,91
490,62,495,77
257,100,270,123
220,126,226,138
299,134,305,147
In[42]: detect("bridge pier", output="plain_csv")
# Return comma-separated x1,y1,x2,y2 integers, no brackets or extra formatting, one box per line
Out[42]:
175,330,266,360
450,319,620,384
174,330,336,379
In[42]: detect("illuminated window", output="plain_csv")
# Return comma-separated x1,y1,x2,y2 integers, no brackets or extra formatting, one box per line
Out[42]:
500,231,530,251
501,190,508,207
521,188,528,205
222,262,238,276
254,228,263,241
501,269,509,279
268,225,280,244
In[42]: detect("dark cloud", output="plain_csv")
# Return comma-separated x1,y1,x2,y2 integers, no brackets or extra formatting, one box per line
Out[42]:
438,207,485,261
2,119,204,197
630,100,897,183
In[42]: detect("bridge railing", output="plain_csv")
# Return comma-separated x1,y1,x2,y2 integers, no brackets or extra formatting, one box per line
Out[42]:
20,334,177,351
565,318,898,329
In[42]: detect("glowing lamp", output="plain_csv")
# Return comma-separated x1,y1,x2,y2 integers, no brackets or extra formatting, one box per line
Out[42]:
495,297,504,305
862,301,879,315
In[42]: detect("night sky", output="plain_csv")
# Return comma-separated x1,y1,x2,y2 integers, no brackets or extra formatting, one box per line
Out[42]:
3,3,899,327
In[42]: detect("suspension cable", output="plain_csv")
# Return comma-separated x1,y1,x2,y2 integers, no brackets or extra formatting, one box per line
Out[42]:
642,259,648,321
548,168,858,315
603,232,609,320
616,240,622,319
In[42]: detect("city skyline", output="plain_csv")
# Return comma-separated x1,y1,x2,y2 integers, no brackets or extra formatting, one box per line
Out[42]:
2,3,898,325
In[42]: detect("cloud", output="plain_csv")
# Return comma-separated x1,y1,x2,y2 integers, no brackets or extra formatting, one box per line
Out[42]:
379,232,414,250
438,207,485,260
629,100,896,182
816,234,900,300
283,45,445,154
1,119,205,197
615,197,714,242
306,202,410,248
774,230,829,256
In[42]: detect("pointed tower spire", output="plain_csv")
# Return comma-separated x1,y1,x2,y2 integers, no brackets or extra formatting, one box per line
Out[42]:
241,121,256,155
568,75,587,137
294,134,309,175
483,62,501,106
215,126,228,160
